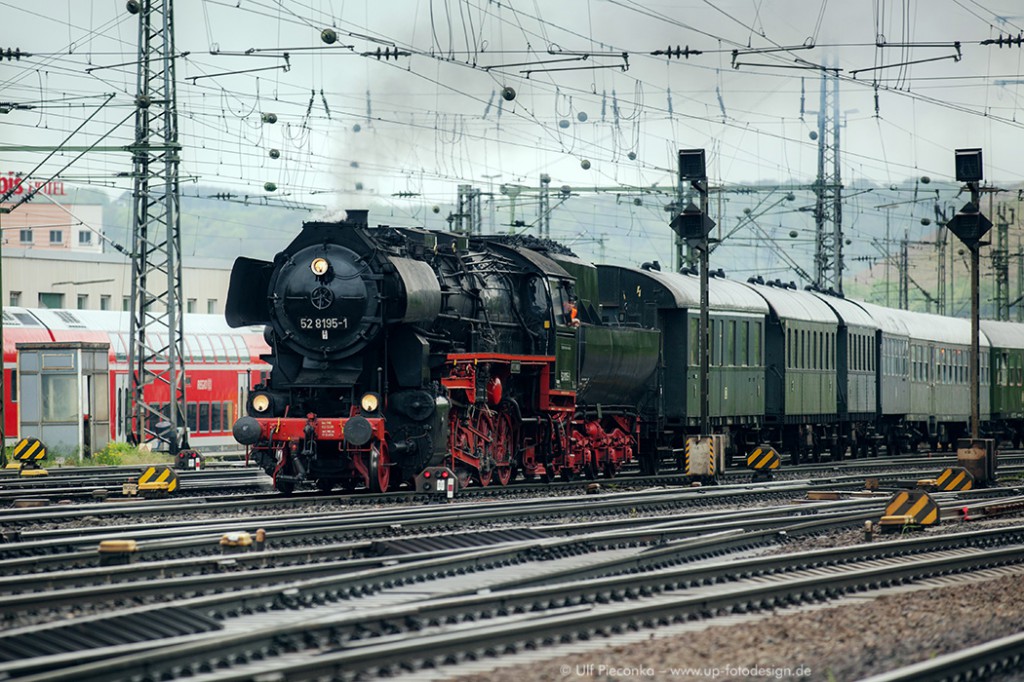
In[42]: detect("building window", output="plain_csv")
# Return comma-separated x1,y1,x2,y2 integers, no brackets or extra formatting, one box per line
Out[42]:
122,296,131,311
9,291,21,306
207,299,217,314
187,298,197,313
19,229,32,244
49,230,63,244
100,295,111,311
39,292,64,309
77,294,88,309
78,231,92,245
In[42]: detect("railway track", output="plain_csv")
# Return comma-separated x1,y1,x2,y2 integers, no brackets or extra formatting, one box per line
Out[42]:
4,517,1024,681
4,447,1021,508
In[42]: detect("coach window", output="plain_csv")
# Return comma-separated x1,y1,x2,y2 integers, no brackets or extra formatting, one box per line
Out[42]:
112,334,128,362
9,369,16,404
738,321,749,366
752,322,762,366
187,403,199,433
197,335,216,362
210,336,228,363
211,402,222,432
180,336,196,362
153,334,167,362
199,403,211,433
725,320,735,366
689,317,699,367
223,336,241,363
711,320,721,366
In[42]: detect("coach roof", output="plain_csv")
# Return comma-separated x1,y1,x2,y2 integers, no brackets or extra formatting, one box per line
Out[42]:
602,266,769,314
744,282,839,324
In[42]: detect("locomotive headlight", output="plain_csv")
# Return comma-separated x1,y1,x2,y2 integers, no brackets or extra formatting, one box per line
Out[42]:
310,257,330,276
252,393,271,413
360,392,380,414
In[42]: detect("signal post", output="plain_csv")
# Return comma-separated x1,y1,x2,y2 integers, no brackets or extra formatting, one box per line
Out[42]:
946,148,996,485
671,149,722,481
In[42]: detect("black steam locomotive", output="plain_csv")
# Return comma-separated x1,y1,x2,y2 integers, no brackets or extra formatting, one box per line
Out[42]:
227,210,659,493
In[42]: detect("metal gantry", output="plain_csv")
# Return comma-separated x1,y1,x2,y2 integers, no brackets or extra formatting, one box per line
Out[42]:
994,205,1013,320
452,184,483,235
812,69,844,294
127,0,186,454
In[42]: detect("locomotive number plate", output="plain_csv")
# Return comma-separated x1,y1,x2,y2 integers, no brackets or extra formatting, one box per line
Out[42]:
300,317,349,330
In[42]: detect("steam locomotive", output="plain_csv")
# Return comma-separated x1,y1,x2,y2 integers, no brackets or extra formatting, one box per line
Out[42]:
226,210,659,493
228,211,1024,494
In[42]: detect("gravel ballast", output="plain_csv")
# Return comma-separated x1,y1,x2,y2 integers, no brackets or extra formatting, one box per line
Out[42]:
449,553,1024,681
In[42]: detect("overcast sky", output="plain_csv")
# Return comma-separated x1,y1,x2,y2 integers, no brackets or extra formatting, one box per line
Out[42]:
3,1,1023,273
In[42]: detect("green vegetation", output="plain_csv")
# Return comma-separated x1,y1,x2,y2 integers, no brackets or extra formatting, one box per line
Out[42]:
53,443,175,467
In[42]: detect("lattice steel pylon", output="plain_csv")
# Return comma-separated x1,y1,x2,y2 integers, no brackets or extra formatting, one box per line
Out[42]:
127,0,186,454
994,205,1012,321
812,69,844,294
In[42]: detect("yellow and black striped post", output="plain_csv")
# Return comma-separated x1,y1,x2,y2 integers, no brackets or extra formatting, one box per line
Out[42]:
879,489,940,531
137,465,179,494
746,445,781,471
936,466,974,492
12,437,47,472
13,437,46,462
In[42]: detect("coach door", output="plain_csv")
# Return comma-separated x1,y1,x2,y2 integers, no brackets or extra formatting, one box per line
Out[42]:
115,373,129,442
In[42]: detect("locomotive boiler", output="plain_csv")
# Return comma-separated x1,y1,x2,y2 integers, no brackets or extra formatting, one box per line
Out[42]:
226,210,659,493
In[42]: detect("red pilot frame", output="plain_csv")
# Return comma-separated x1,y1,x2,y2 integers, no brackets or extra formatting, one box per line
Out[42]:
244,406,391,494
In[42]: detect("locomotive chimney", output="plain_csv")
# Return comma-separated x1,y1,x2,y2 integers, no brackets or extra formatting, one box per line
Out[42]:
344,209,369,227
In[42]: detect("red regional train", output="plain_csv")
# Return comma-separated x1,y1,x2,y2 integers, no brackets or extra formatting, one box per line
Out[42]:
2,307,269,454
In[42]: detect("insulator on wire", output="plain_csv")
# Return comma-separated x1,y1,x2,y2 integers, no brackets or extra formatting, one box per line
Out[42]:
363,46,411,60
651,45,702,59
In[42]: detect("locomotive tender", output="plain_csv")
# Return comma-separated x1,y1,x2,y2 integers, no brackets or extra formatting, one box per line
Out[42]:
227,211,1024,493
